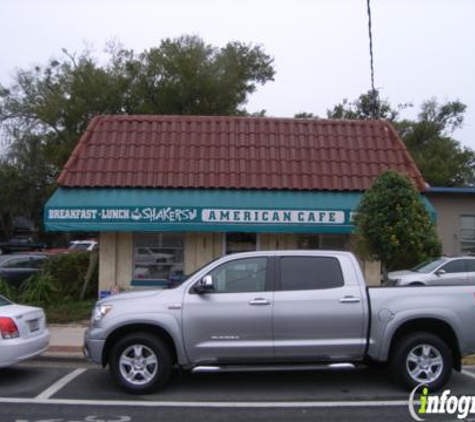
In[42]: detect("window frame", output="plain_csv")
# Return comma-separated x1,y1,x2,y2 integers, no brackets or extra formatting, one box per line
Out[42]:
132,232,185,282
190,256,275,294
275,255,345,292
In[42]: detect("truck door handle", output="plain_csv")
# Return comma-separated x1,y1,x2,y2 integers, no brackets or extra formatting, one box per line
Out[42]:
249,298,271,306
339,296,360,303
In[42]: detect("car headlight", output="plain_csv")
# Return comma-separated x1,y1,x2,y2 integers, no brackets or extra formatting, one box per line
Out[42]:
92,304,113,322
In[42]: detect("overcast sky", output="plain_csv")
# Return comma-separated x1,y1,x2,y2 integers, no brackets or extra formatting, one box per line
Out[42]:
1,0,474,150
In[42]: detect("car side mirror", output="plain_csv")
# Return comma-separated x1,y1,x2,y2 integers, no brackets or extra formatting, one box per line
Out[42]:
194,275,215,294
435,269,446,276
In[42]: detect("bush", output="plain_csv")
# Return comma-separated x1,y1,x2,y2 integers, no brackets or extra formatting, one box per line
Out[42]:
41,251,98,300
20,272,58,305
18,251,98,307
354,170,441,271
0,277,18,302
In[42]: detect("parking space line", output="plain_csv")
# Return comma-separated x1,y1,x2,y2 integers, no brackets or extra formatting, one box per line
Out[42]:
35,368,87,400
462,369,475,382
0,397,410,408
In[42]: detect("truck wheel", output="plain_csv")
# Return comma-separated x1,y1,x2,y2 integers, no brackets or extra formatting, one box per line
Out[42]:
109,332,172,394
391,332,452,391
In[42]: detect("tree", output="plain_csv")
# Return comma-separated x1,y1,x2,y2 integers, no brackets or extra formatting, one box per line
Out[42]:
354,170,441,272
0,129,54,239
0,35,275,170
327,92,475,186
399,99,475,186
326,90,407,122
0,35,275,237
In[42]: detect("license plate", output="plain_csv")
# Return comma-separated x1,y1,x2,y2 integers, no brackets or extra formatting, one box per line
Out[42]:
28,319,40,332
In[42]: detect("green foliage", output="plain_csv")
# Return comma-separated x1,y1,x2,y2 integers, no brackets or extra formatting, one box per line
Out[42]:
294,112,317,118
354,170,441,271
396,99,475,186
0,35,274,169
327,92,475,187
0,277,18,302
327,89,410,122
39,252,98,301
44,299,95,324
7,252,98,308
20,272,58,306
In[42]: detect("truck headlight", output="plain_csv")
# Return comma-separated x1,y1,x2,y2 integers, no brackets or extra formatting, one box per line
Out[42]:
92,304,113,322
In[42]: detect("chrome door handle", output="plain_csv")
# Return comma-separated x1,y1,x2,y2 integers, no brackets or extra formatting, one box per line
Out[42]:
249,298,271,306
339,296,361,303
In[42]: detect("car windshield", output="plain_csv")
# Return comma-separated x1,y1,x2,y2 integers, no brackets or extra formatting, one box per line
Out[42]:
0,295,12,306
411,258,447,273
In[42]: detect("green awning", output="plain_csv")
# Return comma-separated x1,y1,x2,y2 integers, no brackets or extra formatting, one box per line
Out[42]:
44,188,436,233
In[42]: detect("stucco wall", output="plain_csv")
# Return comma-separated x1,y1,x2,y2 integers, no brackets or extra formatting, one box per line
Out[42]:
427,193,475,255
99,232,133,292
184,233,223,274
260,233,297,250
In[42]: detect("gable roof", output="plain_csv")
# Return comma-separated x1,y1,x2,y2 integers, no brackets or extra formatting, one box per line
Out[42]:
57,115,426,192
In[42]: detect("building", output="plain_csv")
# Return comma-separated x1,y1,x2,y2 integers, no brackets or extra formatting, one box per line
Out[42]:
426,187,475,256
44,115,431,291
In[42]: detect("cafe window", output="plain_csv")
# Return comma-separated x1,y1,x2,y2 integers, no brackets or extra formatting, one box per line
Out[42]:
297,234,348,250
225,232,258,255
461,216,475,255
133,233,184,282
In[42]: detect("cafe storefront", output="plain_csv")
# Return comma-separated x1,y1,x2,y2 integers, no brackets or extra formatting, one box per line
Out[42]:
44,115,432,290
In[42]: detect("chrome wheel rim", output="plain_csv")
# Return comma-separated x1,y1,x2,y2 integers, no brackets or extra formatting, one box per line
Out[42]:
406,344,443,384
119,344,158,386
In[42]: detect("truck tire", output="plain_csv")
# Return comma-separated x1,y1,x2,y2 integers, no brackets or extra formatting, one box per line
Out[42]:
109,332,173,394
391,332,452,391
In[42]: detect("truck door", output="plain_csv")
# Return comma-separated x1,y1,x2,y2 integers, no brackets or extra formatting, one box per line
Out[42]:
273,255,366,361
182,256,274,364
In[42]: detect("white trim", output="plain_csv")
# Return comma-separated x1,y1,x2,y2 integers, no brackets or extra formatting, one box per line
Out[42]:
35,368,86,400
0,397,411,408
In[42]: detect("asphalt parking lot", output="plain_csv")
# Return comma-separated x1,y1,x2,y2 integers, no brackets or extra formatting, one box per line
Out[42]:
1,362,475,421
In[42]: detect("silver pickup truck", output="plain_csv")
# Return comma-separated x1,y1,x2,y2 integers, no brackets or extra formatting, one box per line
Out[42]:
84,250,475,394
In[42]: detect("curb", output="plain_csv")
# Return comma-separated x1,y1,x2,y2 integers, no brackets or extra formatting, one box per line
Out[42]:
40,346,86,362
37,354,86,363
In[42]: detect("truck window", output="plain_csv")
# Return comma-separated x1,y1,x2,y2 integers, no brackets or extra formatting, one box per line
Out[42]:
279,256,344,291
208,258,267,293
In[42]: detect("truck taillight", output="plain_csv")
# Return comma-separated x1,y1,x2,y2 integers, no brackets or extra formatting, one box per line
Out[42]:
0,317,19,339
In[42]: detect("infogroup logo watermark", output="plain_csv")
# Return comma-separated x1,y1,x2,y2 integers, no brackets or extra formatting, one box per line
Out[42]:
409,384,475,420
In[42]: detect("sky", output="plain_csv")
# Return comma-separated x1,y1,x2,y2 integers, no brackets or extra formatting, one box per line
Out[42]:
1,0,474,150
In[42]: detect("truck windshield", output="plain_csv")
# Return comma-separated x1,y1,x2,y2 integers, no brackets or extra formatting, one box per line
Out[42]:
411,258,447,273
0,295,12,306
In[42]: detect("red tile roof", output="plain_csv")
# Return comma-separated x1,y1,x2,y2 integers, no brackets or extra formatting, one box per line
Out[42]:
57,115,427,192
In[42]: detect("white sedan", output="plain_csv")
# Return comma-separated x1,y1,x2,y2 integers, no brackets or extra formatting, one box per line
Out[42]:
0,295,50,367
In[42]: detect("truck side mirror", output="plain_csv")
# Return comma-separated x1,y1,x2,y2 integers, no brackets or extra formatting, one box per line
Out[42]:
194,275,215,294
